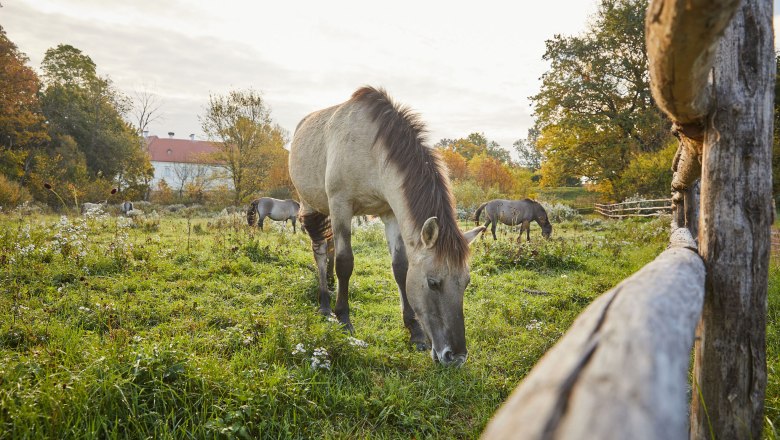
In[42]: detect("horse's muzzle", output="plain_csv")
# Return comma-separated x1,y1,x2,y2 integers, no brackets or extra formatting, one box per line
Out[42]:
432,347,468,367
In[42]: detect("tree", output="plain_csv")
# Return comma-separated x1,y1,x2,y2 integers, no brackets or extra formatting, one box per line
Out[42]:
468,153,513,193
39,44,152,192
437,133,511,163
200,89,288,204
131,87,162,135
531,0,670,198
0,26,49,180
513,128,543,171
438,148,469,180
172,161,214,197
615,140,676,197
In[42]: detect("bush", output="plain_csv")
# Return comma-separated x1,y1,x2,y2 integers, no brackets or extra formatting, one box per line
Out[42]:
452,179,502,216
539,202,582,223
0,174,32,209
473,238,584,274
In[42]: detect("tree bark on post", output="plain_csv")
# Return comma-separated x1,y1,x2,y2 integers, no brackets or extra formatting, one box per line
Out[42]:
690,0,773,437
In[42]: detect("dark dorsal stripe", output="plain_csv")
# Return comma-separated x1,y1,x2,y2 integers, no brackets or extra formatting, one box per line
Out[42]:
351,86,469,267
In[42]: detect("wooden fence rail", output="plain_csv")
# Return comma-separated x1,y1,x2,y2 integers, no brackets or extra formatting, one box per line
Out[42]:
482,230,704,440
594,199,673,219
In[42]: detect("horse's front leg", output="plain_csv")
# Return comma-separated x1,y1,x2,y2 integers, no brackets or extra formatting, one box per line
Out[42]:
382,215,428,351
522,220,531,242
330,205,354,333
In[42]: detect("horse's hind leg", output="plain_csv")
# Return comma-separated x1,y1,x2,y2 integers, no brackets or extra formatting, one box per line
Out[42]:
481,218,491,240
383,214,428,351
329,201,355,332
491,218,498,240
300,208,334,317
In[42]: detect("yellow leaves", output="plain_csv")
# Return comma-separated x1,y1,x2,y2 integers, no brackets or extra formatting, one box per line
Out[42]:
439,149,468,180
468,154,514,193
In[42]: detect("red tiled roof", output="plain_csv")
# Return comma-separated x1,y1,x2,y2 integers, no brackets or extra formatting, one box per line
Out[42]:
146,136,220,163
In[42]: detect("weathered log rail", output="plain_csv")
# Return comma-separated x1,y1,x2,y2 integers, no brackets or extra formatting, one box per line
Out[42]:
594,198,672,219
482,0,771,438
482,231,704,440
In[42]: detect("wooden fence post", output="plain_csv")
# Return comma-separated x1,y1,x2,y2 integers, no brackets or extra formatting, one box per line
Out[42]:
690,0,773,437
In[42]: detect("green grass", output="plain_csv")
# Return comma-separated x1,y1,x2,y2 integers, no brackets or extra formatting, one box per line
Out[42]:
0,211,775,439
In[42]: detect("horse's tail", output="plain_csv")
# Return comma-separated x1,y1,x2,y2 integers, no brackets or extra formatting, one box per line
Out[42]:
247,200,258,226
474,202,489,225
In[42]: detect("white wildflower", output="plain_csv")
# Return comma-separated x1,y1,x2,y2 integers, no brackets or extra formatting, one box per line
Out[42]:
525,319,543,331
347,337,368,348
310,347,331,370
292,343,306,355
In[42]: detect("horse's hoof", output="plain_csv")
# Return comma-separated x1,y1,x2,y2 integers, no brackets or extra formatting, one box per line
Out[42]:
317,307,332,317
340,321,354,335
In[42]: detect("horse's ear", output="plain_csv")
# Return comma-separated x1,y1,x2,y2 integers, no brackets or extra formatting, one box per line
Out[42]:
420,217,439,248
463,226,485,245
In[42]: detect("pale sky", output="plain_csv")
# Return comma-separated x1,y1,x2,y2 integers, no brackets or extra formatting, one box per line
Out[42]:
2,1,779,153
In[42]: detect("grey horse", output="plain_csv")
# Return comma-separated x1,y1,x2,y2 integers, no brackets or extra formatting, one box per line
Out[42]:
474,199,553,241
247,197,301,232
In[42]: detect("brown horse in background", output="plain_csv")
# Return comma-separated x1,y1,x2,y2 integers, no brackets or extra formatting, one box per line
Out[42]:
474,199,553,241
289,86,484,366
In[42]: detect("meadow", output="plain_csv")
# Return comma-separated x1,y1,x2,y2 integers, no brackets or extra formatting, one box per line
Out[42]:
0,208,777,439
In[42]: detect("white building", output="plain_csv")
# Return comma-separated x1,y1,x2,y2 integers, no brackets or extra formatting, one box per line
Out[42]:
145,133,231,189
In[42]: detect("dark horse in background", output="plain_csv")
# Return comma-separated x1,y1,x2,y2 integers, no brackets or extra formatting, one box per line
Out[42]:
247,197,302,232
474,199,553,241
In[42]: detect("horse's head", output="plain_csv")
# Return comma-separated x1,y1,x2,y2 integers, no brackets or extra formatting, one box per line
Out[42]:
405,217,484,367
246,202,257,226
541,220,553,238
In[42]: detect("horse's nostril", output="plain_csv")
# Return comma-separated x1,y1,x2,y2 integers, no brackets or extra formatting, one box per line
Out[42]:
441,349,455,364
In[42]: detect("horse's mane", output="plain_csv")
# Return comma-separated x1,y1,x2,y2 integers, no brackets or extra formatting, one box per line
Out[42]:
351,86,469,268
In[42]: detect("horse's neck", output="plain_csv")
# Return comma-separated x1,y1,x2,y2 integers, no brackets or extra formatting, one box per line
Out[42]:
381,171,423,250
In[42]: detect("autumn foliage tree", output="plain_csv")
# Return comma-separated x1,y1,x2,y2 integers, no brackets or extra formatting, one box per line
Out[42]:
435,133,537,213
201,89,290,204
0,26,49,182
531,0,670,198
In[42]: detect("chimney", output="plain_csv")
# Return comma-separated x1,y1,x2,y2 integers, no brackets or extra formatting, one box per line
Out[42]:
189,133,195,141
168,132,175,138
142,130,149,138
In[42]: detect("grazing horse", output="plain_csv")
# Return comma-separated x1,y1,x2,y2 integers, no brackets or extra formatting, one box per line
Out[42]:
474,199,553,241
289,86,484,366
246,197,301,232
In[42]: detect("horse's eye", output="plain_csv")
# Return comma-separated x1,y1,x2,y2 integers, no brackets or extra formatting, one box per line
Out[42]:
427,277,441,290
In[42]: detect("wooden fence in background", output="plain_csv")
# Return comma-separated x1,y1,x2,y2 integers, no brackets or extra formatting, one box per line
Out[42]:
594,198,673,219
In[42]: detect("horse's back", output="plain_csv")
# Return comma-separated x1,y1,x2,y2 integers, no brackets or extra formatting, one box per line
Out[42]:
289,99,387,215
491,199,536,224
289,106,339,213
256,197,298,220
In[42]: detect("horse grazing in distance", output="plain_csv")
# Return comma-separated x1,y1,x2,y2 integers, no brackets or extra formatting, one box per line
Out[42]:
289,86,484,366
474,199,553,241
246,197,301,232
